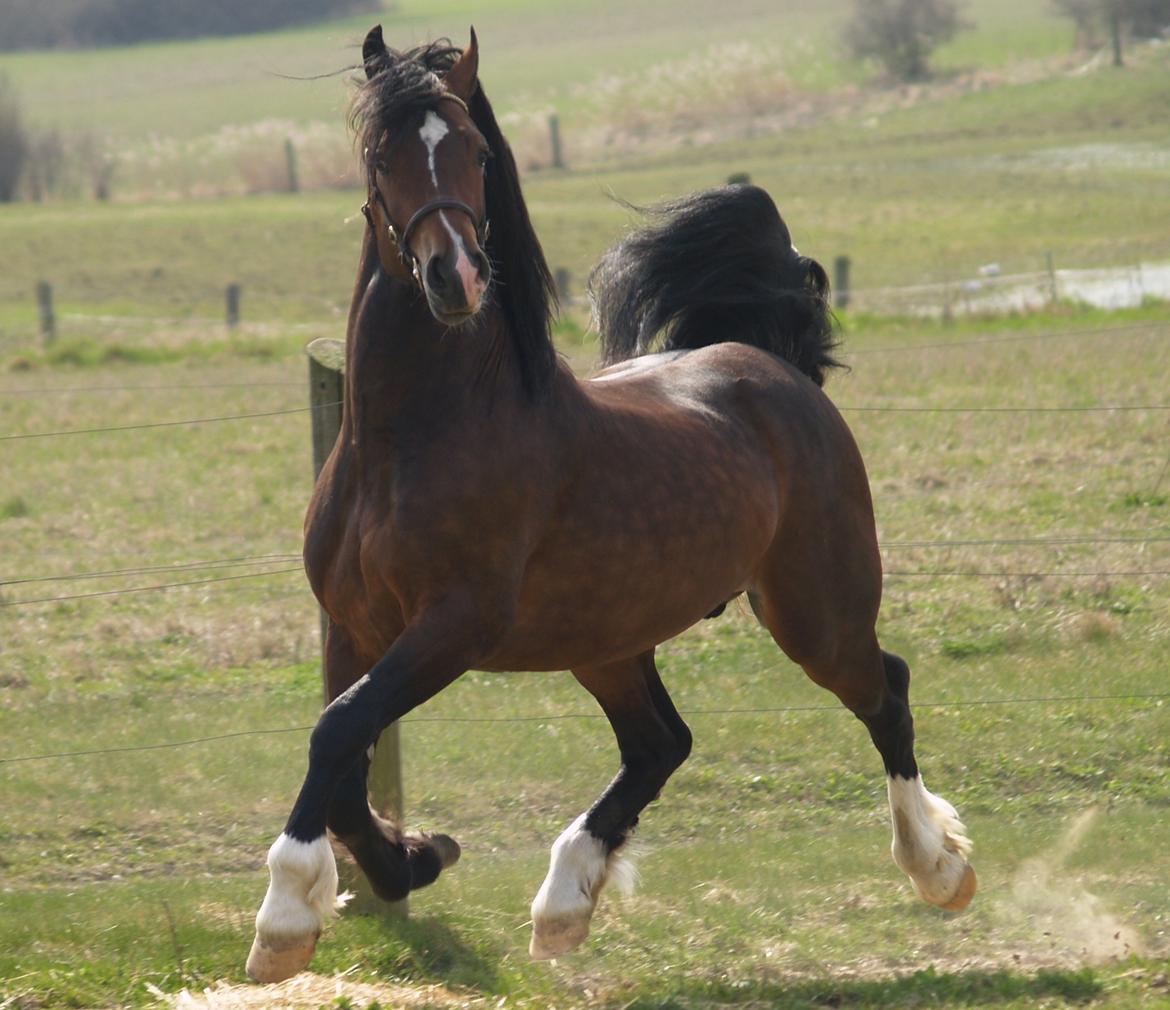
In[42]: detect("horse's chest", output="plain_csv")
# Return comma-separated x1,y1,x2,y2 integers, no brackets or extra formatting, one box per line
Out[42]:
329,487,475,615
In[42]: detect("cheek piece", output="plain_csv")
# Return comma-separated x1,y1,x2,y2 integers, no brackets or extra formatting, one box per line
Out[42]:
360,100,491,288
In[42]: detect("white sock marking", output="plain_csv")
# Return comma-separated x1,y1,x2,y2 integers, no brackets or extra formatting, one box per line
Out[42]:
887,775,972,905
529,815,638,958
419,110,449,187
254,833,340,944
531,814,608,924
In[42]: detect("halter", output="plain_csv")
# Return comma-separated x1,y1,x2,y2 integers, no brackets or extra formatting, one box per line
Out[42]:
361,93,491,285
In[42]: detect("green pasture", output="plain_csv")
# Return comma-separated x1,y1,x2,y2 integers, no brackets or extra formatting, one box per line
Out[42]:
2,43,1170,355
1,302,1168,1008
0,0,1140,204
2,3,1170,1007
0,0,1079,139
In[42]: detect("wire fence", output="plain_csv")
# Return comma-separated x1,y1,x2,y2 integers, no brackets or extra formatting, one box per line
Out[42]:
848,318,1170,355
2,396,1168,443
2,532,1167,607
846,261,1170,318
4,689,1169,768
2,322,1168,824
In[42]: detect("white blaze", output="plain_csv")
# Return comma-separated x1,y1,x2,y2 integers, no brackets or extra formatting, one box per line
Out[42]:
417,108,483,306
419,110,449,187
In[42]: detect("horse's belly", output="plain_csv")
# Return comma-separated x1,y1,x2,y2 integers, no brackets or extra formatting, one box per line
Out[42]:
485,507,772,671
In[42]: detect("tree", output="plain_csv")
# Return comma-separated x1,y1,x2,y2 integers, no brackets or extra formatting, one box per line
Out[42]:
1120,0,1170,37
0,75,29,202
1051,0,1105,48
1,0,381,51
844,0,970,81
1051,0,1170,52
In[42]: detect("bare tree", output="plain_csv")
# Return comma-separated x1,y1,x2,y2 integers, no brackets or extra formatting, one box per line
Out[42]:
1121,0,1170,36
74,132,116,201
0,74,29,202
1051,0,1170,53
844,0,969,81
1051,0,1105,48
25,129,65,201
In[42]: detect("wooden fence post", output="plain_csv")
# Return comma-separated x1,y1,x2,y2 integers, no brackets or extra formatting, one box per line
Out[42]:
833,256,851,311
554,267,571,305
548,113,564,169
226,283,241,329
1109,4,1124,67
306,337,407,919
285,138,300,194
36,281,56,346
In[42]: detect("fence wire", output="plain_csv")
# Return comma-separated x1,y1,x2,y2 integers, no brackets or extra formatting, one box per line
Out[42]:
3,690,1168,768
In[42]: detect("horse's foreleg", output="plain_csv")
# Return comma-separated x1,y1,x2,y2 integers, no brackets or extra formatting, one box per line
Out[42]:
530,651,692,959
327,757,460,902
246,610,479,983
320,624,459,906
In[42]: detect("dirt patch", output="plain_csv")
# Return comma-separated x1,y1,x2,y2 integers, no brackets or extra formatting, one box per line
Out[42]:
154,972,483,1010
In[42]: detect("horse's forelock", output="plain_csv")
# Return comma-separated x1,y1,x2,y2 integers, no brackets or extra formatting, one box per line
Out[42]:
349,40,461,155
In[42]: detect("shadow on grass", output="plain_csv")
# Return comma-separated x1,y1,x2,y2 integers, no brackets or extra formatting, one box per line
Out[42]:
627,965,1102,1009
341,913,509,994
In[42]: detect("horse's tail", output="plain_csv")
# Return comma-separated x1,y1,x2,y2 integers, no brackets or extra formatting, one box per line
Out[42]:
589,185,841,386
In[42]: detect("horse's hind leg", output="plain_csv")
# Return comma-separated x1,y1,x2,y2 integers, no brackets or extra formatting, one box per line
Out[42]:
754,587,976,911
869,650,975,909
530,650,692,959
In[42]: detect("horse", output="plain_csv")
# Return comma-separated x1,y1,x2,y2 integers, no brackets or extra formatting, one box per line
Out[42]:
246,26,976,983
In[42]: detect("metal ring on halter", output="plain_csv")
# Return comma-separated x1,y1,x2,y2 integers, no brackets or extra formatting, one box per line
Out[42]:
367,188,490,285
361,92,489,285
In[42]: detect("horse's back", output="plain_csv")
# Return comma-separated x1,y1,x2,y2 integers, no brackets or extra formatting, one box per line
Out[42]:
596,344,885,674
482,344,875,670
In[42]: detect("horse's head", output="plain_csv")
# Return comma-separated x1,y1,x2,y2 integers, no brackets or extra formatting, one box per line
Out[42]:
358,26,492,325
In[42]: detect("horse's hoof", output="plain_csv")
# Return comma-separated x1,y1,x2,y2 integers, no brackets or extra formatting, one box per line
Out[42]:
245,931,318,983
939,864,977,912
529,915,590,960
426,832,461,870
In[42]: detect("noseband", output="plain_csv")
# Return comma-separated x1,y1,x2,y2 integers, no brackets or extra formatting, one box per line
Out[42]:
362,94,490,285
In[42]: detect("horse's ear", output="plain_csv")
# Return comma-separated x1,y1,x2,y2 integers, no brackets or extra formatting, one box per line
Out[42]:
362,24,389,80
444,26,479,100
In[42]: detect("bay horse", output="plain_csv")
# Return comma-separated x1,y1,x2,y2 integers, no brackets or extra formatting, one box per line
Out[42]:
246,26,975,982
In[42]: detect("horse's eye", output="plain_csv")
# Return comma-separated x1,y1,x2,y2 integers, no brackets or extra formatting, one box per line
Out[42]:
375,160,391,176
477,149,492,169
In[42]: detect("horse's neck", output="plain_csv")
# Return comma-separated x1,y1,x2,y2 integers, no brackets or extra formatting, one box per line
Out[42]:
343,234,522,447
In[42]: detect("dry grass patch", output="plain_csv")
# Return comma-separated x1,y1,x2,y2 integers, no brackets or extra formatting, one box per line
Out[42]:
158,972,482,1010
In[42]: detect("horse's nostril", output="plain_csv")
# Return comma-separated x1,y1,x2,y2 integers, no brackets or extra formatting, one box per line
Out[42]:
426,256,449,293
471,250,489,282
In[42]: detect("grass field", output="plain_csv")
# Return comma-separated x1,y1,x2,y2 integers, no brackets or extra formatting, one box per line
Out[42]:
2,302,1168,1009
3,60,1170,351
2,2,1170,1008
2,23,1168,348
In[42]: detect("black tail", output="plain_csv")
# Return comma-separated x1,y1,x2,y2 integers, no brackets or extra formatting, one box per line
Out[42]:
590,185,840,387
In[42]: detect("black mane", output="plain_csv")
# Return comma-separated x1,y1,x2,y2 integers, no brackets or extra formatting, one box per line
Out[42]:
349,40,558,394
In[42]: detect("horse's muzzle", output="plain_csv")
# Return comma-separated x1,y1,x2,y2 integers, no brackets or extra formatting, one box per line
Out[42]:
423,246,489,323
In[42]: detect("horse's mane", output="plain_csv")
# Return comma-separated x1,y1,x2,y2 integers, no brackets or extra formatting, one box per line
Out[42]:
349,40,558,395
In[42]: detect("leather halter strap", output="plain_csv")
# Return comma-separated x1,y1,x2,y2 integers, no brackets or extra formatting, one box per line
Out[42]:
400,197,481,263
361,92,488,286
